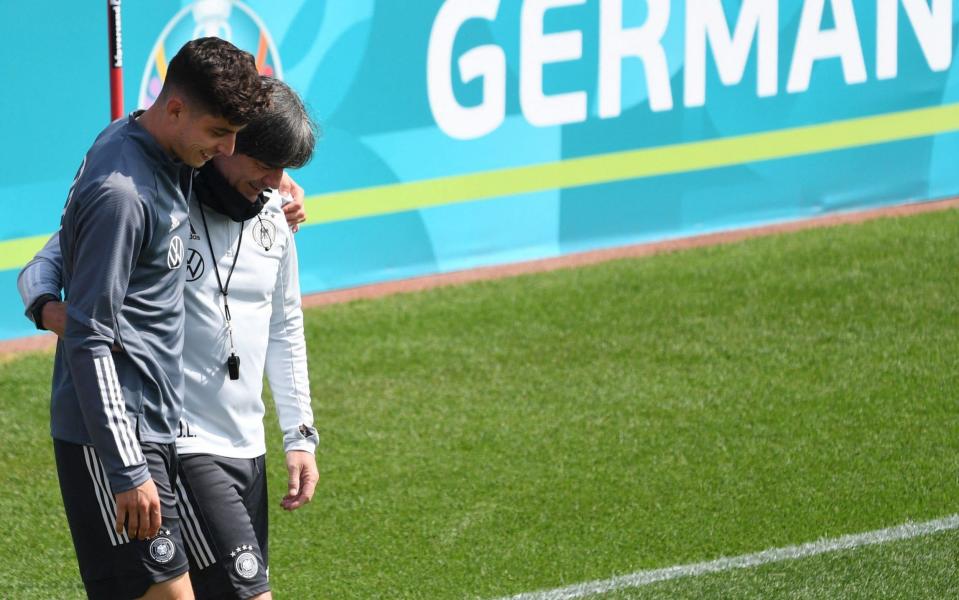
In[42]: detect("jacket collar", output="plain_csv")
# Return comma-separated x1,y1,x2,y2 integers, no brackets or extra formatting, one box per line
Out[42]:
125,110,183,172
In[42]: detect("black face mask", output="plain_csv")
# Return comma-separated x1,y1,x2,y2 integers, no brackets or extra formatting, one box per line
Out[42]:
194,162,268,222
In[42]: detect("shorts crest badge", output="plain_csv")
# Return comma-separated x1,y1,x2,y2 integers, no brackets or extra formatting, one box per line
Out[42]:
232,545,259,579
150,531,176,564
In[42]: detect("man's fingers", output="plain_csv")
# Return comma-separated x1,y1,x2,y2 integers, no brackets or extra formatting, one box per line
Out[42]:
284,483,314,510
282,203,307,228
115,503,127,535
282,494,308,511
281,462,318,511
278,173,305,203
300,467,318,501
146,504,162,539
132,497,161,540
127,506,141,540
113,478,160,539
136,502,151,540
279,177,308,231
288,462,302,496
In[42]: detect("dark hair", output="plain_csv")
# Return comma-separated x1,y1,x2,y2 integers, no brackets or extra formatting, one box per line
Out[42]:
162,37,270,126
235,77,318,169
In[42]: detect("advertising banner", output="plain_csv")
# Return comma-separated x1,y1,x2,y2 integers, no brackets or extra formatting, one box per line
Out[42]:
1,0,958,340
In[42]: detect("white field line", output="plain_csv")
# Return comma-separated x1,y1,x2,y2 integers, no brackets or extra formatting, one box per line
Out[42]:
497,514,959,600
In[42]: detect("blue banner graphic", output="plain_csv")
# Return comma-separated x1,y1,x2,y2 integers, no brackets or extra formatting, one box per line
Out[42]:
1,0,957,340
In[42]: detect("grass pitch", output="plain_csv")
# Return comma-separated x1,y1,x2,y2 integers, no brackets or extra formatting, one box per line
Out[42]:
1,208,957,598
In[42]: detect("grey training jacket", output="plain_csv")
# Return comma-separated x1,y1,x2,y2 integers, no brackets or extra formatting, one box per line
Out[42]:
52,112,191,492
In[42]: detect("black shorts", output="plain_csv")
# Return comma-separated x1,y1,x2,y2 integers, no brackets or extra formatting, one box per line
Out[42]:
176,453,270,599
53,439,190,600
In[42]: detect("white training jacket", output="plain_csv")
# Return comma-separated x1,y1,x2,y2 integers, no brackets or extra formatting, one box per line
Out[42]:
18,190,318,459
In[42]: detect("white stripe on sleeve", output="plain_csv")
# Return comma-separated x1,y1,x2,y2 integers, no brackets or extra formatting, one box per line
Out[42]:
103,356,143,465
93,357,134,467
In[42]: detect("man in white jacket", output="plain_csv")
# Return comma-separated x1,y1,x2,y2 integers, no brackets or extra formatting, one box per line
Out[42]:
19,77,319,600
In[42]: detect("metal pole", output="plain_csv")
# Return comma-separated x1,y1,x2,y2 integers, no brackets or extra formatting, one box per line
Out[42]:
107,0,123,120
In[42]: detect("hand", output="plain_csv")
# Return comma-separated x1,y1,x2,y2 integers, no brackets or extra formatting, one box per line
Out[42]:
114,478,162,540
279,173,307,233
281,450,318,511
47,301,121,352
42,301,67,338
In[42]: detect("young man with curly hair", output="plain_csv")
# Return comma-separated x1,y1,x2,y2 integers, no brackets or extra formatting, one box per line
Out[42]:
32,37,270,599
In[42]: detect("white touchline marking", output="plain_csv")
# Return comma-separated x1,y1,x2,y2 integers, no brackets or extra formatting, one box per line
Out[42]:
496,514,959,600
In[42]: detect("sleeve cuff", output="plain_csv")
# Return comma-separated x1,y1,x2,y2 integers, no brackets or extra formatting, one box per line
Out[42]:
283,424,319,453
106,462,152,494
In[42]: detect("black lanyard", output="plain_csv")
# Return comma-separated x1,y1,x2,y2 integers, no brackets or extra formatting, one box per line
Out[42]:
198,202,243,357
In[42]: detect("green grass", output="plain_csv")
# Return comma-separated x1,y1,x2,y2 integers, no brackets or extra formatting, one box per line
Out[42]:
599,527,959,599
1,208,958,598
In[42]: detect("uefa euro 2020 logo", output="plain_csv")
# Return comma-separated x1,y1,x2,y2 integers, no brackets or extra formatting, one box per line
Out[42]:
138,0,282,109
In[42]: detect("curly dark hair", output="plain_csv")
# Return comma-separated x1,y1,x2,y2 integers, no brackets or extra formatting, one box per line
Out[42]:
235,77,318,169
162,37,271,125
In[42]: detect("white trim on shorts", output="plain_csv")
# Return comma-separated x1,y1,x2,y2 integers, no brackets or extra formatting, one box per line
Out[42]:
175,478,217,569
82,445,130,547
